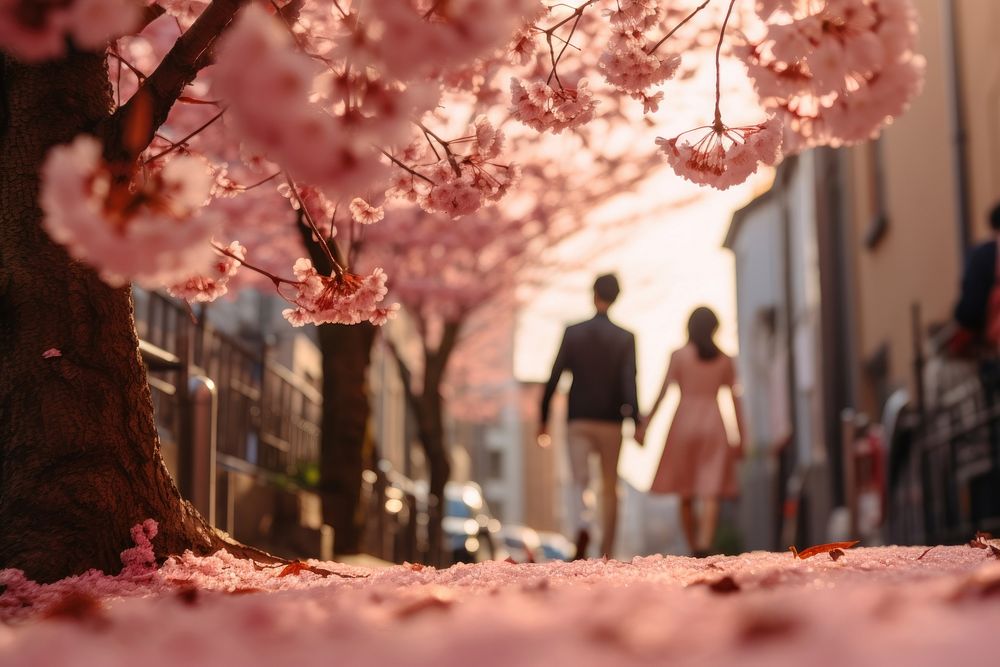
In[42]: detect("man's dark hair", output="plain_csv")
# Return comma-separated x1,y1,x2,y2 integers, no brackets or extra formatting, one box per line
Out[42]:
990,202,1000,231
593,273,621,304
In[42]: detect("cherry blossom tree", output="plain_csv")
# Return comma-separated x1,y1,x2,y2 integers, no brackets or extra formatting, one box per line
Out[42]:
0,0,923,581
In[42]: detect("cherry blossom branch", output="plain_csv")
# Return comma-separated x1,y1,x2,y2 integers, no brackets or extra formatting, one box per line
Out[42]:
100,0,248,161
647,0,712,55
330,0,349,19
295,209,347,282
422,0,445,20
285,175,346,278
108,50,147,84
379,149,435,184
135,4,167,33
239,170,282,191
417,122,461,177
210,240,298,292
142,108,226,165
537,0,599,89
714,0,737,126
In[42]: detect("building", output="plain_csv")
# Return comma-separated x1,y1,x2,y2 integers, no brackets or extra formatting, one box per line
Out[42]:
725,0,1000,547
724,151,843,550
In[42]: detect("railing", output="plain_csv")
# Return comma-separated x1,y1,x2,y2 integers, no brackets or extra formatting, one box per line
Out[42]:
135,290,429,564
885,318,1000,544
135,291,321,480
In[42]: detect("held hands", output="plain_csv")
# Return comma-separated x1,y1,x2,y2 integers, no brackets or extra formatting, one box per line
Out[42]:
633,417,648,447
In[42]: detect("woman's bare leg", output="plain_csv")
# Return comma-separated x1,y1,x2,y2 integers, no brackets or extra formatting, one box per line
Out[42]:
680,498,697,554
696,497,720,553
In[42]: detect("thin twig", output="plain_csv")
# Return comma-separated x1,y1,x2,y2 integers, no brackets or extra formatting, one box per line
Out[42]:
284,175,345,277
647,0,712,55
713,0,738,126
142,109,226,165
239,170,281,191
380,149,435,184
417,122,461,177
211,241,298,292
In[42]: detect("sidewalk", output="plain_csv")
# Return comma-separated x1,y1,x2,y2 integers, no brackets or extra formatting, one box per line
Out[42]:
2,545,999,666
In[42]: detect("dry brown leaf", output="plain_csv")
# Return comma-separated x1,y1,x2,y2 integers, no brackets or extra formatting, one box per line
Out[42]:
228,587,263,595
788,540,860,559
692,575,740,594
395,594,453,619
42,590,107,627
175,585,200,606
277,561,335,578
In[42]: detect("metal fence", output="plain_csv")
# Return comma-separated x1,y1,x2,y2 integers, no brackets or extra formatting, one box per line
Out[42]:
886,355,1000,545
135,290,428,563
136,290,322,478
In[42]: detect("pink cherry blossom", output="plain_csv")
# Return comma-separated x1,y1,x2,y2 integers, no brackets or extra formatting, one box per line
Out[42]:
280,259,397,327
510,78,599,134
658,116,783,191
40,135,219,288
742,0,923,153
349,198,385,225
0,0,139,61
599,38,681,95
167,241,247,303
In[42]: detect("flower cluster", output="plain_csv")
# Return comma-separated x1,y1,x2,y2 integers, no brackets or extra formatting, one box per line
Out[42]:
599,0,681,105
599,37,681,95
741,0,924,151
657,116,783,190
212,6,391,199
384,117,518,219
281,259,398,327
349,198,385,225
0,0,140,61
510,78,599,134
118,518,158,578
40,135,219,287
167,241,246,303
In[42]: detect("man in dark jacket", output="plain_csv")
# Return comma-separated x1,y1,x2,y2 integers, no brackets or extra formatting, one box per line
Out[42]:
952,203,1000,400
954,203,1000,334
538,274,639,560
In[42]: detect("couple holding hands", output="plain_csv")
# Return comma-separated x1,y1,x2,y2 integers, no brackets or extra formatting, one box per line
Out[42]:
539,274,746,559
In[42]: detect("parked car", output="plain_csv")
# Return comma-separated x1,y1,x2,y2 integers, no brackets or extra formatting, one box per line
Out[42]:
442,481,501,564
537,531,574,562
497,524,542,564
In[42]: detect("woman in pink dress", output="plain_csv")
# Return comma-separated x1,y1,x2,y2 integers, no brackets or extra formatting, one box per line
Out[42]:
637,307,746,557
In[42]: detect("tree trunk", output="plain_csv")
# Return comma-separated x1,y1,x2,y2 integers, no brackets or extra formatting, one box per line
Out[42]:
317,323,376,555
0,53,244,583
296,210,378,556
413,320,460,565
417,389,451,566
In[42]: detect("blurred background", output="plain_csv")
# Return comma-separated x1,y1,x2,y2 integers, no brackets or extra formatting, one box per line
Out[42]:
134,0,1000,566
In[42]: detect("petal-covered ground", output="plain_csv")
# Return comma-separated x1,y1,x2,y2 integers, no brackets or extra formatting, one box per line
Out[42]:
2,539,1000,667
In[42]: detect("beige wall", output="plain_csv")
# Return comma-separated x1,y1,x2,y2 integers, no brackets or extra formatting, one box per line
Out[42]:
843,0,1000,414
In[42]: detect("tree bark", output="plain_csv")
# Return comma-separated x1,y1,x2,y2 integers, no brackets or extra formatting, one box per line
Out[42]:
317,323,376,555
413,320,461,565
0,53,250,583
296,209,377,555
417,389,451,566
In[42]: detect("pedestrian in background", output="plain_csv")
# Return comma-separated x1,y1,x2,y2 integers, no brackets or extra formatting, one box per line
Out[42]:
637,306,745,557
539,274,640,560
951,202,1000,401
